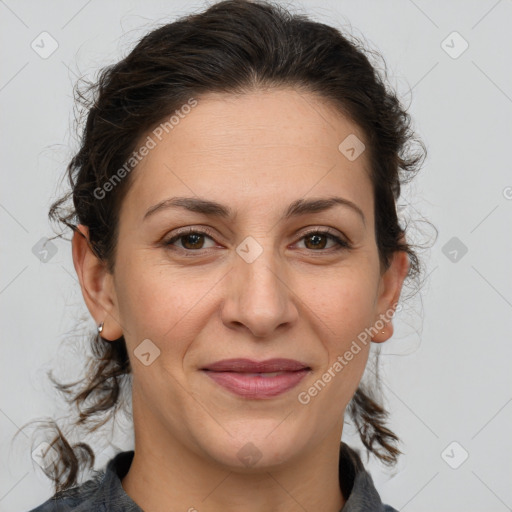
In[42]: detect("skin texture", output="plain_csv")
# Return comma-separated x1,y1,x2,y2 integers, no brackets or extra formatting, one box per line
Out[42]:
72,88,409,512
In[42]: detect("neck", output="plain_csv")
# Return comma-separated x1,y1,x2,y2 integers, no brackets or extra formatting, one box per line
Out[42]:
121,407,347,512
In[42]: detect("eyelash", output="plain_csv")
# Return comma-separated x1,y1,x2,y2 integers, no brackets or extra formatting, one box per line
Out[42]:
162,227,352,254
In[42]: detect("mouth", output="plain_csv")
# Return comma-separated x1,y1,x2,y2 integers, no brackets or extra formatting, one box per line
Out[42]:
201,358,311,399
202,358,310,373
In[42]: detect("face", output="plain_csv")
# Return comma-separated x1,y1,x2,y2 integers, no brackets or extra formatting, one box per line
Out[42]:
76,88,408,471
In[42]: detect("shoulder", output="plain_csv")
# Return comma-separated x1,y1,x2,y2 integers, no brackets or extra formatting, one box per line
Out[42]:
27,472,105,511
340,443,399,512
344,469,399,512
26,451,140,512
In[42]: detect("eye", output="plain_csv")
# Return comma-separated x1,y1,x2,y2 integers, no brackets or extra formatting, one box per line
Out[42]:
163,227,217,251
295,229,351,251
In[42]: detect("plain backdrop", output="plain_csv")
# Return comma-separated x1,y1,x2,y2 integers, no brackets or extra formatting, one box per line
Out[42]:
1,1,511,511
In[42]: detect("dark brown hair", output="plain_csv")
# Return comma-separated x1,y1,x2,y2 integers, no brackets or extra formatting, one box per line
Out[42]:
18,0,429,493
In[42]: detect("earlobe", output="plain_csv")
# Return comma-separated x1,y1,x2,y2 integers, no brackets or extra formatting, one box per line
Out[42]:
371,250,410,343
71,224,124,341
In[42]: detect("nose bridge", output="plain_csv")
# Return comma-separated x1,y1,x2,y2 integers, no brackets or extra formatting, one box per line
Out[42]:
222,235,296,336
238,237,286,313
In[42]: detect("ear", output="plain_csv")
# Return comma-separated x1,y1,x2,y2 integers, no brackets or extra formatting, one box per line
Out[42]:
371,247,410,343
71,224,124,341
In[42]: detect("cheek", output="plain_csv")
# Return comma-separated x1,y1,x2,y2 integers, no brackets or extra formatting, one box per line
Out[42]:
299,266,379,340
114,255,213,353
297,267,377,397
303,283,374,411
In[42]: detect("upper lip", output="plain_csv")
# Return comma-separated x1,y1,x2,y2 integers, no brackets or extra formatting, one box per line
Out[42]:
201,358,310,372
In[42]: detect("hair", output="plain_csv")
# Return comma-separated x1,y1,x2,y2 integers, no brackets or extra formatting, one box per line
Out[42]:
18,0,429,494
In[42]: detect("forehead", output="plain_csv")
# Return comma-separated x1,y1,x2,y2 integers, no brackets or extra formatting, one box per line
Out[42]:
121,88,374,226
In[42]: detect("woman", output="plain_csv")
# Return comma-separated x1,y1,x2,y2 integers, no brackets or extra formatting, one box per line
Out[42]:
27,0,426,510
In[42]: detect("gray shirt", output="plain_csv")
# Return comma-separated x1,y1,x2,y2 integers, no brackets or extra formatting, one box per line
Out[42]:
28,443,398,511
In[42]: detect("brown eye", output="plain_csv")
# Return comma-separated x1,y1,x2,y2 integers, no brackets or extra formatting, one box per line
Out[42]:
298,231,350,251
164,229,217,251
180,233,206,250
304,233,328,250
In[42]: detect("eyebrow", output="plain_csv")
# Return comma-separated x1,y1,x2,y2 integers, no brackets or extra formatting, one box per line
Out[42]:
143,196,366,226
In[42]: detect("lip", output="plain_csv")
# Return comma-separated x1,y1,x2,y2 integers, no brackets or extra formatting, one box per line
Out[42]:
201,358,311,399
202,358,309,373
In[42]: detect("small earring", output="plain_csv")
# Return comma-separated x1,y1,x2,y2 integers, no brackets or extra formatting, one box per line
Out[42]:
97,321,104,334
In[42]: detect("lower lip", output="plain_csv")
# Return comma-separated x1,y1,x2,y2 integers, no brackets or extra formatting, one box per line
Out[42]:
203,370,309,399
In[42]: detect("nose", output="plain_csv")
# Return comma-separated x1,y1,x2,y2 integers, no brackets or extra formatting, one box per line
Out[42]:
220,247,299,338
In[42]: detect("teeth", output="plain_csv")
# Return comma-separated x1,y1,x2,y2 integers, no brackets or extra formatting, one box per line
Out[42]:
243,372,283,377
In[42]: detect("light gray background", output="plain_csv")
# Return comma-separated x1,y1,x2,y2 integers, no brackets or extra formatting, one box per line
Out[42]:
1,1,511,511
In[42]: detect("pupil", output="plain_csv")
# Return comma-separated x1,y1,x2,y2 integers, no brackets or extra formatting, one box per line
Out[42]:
307,234,325,249
184,234,203,249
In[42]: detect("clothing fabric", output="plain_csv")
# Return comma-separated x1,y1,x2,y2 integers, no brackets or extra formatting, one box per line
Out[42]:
28,443,398,511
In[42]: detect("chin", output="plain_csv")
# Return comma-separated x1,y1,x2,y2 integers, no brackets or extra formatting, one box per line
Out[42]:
197,422,312,472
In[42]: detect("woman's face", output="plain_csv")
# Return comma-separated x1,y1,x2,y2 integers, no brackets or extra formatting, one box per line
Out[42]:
80,88,407,470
